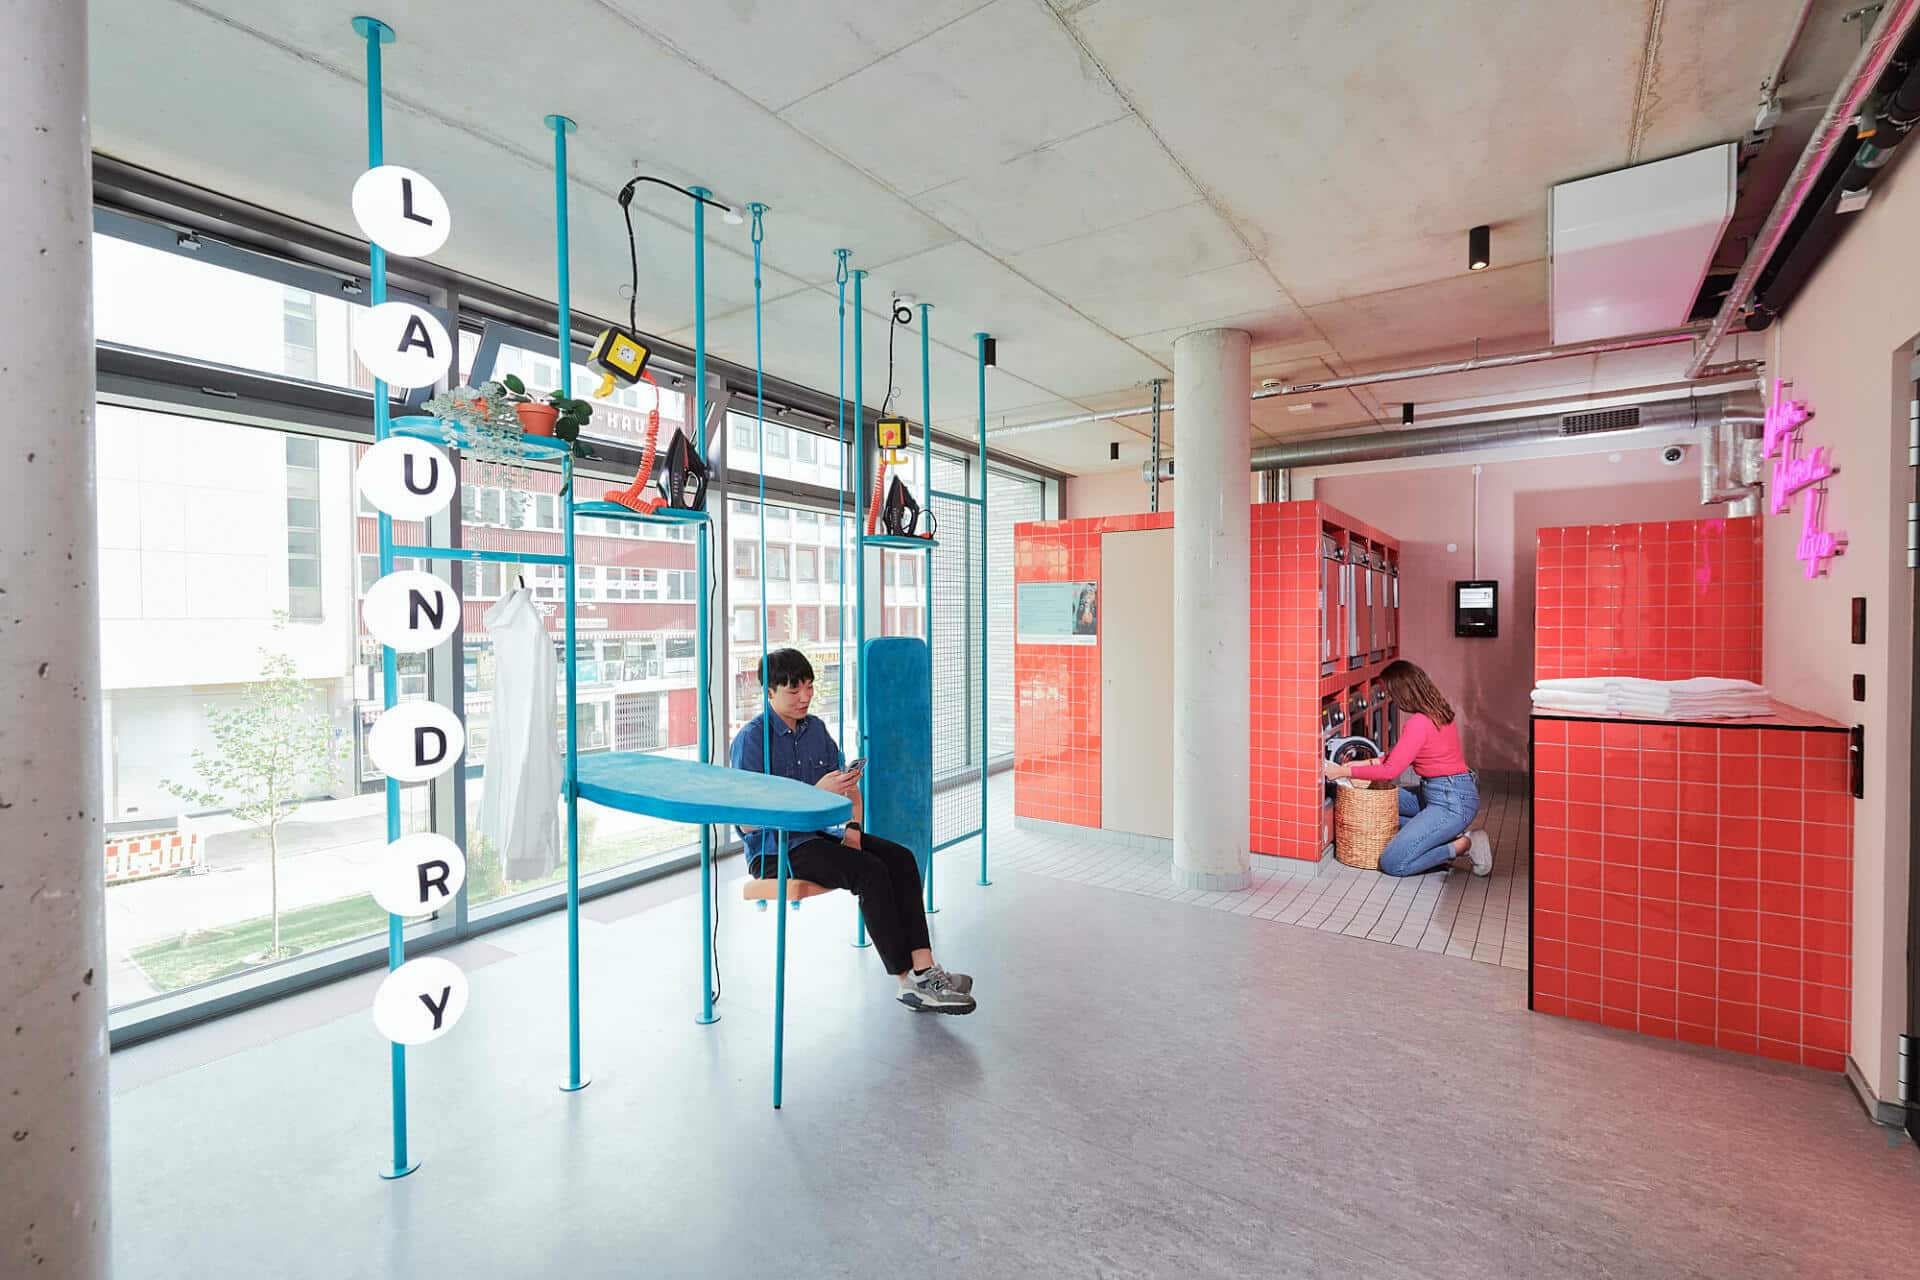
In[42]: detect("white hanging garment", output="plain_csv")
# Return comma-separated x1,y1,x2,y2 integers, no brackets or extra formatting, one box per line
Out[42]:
479,588,563,881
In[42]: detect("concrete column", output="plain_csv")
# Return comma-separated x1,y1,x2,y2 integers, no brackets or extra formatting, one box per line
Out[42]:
1,4,111,1277
1171,329,1252,891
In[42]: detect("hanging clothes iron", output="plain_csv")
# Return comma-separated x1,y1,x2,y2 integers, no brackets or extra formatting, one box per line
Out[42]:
656,429,709,511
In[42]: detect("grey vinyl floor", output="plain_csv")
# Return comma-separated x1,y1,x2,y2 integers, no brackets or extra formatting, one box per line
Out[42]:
110,790,1918,1278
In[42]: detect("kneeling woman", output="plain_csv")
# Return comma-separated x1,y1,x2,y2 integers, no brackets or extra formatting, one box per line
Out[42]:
1322,660,1491,878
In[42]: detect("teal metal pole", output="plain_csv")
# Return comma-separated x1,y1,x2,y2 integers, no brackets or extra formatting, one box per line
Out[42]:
834,251,849,748
750,204,772,794
975,332,992,887
689,186,718,1026
851,270,870,951
547,113,588,1094
918,304,938,915
773,831,789,1108
354,13,415,1184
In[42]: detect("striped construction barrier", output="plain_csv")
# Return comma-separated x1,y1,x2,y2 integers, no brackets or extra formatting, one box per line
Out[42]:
105,829,203,884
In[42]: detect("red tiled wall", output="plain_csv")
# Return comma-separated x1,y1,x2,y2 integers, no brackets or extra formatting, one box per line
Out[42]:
1251,504,1336,857
1015,502,1395,859
1012,513,1171,825
1531,718,1852,1070
1535,516,1763,682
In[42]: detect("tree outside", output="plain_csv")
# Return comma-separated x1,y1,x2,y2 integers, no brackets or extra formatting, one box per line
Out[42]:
164,614,344,961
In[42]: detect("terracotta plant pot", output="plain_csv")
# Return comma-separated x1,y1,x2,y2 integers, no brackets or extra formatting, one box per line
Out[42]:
515,402,559,437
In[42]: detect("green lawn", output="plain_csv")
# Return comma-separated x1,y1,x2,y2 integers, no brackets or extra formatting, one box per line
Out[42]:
129,821,701,993
130,895,393,992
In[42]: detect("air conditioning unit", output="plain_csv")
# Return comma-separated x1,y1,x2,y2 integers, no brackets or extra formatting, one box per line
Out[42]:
1548,143,1736,345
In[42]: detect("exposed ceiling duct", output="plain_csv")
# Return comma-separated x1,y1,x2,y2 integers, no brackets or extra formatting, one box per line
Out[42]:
984,325,1710,441
1688,0,1920,374
1249,390,1756,472
1700,394,1767,516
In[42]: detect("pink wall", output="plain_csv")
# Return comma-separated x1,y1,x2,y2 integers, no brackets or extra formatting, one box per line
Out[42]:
1063,470,1173,518
1764,149,1920,1105
1312,451,1702,772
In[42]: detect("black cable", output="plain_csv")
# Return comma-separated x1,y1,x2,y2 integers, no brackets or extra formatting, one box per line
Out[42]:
620,193,640,336
881,304,904,417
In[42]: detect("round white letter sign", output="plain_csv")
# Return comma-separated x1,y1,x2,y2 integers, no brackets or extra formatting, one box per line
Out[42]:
370,832,467,918
358,436,456,521
362,570,460,653
353,301,451,390
351,165,451,258
372,956,470,1045
367,700,466,783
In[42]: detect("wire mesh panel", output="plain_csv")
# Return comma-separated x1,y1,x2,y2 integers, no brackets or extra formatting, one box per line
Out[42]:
929,493,981,847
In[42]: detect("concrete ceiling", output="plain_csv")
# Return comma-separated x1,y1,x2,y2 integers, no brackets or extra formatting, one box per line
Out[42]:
91,0,1813,476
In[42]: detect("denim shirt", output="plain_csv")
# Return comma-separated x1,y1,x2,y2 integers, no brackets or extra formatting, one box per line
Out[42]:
728,711,845,860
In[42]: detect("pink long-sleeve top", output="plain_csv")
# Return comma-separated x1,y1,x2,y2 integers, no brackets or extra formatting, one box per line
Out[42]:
1348,713,1468,782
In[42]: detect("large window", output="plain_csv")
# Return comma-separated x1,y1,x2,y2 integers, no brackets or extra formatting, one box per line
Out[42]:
90,205,980,1038
97,405,421,1012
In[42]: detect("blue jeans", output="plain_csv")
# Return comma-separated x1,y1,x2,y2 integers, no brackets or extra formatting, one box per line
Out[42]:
1378,772,1480,877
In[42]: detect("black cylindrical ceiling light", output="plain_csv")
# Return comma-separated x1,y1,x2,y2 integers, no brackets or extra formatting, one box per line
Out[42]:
1109,441,1121,461
1468,224,1491,272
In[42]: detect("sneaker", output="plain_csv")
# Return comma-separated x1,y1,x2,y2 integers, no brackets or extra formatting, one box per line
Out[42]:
1466,830,1493,877
898,967,976,1015
930,963,972,995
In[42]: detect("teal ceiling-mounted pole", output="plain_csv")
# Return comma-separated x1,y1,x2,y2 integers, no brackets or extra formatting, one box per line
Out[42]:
851,269,870,950
353,12,417,1184
919,303,938,916
750,204,770,787
975,332,992,888
688,185,719,1026
834,250,850,755
547,112,589,1095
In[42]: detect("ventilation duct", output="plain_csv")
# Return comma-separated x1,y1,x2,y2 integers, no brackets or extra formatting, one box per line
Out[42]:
1248,392,1747,471
1700,390,1767,515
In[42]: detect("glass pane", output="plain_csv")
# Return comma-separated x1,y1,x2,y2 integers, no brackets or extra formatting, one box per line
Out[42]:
989,467,1043,762
488,341,689,453
97,406,424,1013
727,498,855,753
94,234,379,392
725,410,842,489
459,462,705,916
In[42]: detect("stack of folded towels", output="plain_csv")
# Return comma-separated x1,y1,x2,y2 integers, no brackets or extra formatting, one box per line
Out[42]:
1531,677,1773,719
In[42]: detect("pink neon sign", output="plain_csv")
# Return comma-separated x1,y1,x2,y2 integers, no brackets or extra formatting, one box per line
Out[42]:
1762,380,1846,579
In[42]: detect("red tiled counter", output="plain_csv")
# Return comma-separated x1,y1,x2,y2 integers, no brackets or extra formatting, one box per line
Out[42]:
1529,705,1853,1070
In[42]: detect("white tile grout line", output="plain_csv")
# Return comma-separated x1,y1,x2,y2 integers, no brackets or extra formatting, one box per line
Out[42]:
993,776,1530,970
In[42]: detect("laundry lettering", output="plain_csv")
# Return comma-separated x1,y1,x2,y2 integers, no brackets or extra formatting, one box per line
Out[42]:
1762,380,1845,579
417,986,452,1030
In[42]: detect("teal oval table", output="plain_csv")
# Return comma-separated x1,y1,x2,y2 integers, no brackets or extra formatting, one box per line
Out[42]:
574,752,850,1109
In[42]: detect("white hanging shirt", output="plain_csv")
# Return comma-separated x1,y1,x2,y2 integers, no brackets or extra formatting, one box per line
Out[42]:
479,589,563,881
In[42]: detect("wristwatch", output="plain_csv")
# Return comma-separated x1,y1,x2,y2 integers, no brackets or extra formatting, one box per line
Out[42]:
844,821,861,834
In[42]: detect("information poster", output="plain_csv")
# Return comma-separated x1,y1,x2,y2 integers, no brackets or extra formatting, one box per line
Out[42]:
1017,581,1099,645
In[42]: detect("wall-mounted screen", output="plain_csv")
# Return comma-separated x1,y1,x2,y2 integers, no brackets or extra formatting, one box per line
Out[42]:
1454,580,1498,638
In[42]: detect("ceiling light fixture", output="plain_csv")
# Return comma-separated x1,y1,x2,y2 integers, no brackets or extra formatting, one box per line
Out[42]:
1109,442,1121,461
1468,224,1490,272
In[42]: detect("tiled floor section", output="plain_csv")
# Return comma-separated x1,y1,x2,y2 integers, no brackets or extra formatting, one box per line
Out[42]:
990,772,1532,970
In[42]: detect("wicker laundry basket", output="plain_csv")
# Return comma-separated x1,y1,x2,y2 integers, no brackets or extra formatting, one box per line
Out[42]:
1333,780,1400,870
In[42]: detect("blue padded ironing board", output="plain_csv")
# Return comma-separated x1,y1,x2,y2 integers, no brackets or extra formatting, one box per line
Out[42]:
860,637,932,872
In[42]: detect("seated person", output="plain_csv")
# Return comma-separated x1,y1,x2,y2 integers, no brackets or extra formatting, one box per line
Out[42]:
729,648,975,1015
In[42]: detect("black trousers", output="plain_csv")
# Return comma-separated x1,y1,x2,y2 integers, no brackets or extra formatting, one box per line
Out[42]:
751,833,930,976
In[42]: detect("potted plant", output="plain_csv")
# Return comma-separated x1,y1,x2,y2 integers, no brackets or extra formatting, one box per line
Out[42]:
499,375,593,445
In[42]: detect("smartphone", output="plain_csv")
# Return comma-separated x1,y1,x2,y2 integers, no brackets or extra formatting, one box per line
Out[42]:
845,757,867,773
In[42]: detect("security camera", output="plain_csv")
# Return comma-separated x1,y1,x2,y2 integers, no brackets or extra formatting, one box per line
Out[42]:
1660,444,1687,466
891,295,915,326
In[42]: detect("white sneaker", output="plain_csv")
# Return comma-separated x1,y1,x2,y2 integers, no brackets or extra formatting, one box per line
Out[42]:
1467,830,1493,877
898,967,976,1015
